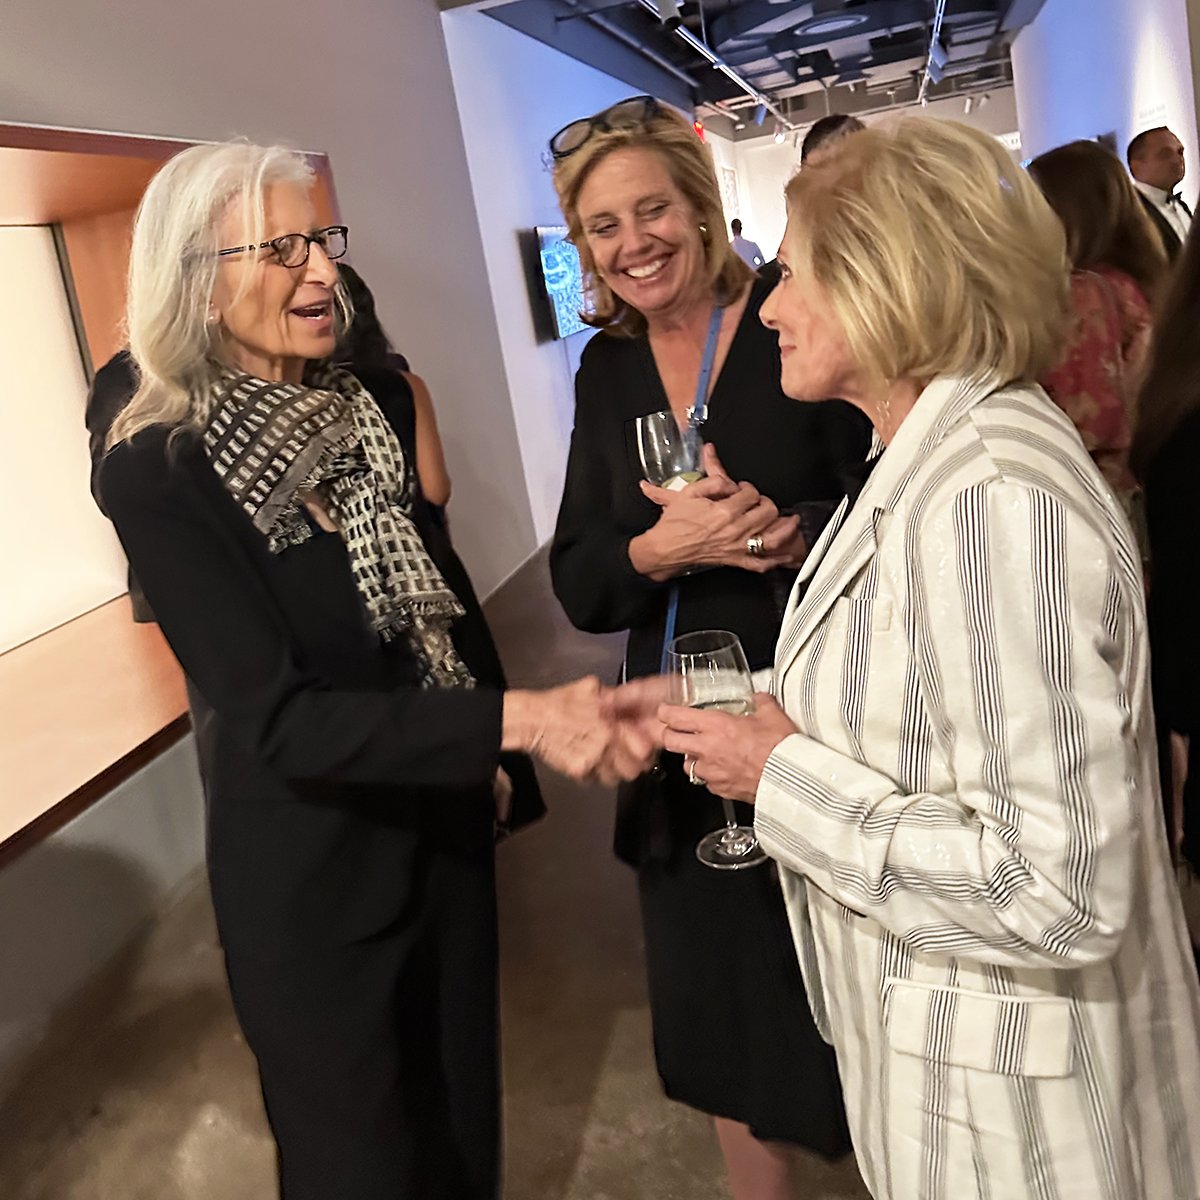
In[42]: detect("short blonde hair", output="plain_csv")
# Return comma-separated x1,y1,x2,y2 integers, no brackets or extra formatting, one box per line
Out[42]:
552,103,753,337
111,140,351,446
784,118,1071,384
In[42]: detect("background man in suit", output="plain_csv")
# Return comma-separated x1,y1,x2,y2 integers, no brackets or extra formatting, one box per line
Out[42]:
1128,125,1191,260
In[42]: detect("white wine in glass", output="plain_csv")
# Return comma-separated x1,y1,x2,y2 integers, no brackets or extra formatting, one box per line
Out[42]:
635,409,704,491
666,630,768,870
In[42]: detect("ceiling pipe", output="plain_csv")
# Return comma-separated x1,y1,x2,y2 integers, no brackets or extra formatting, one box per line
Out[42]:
917,0,950,104
559,0,700,90
634,0,797,128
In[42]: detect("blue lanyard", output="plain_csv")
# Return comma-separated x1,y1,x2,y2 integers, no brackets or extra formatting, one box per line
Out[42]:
660,304,724,671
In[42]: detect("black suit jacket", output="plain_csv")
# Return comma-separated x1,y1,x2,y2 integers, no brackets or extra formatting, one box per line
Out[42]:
1137,190,1184,262
99,372,542,956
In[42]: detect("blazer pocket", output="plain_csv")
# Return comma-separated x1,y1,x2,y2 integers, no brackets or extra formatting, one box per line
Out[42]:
882,977,1074,1079
826,595,893,633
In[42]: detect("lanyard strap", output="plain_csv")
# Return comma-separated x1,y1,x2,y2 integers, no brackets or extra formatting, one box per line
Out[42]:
688,303,725,426
660,304,724,670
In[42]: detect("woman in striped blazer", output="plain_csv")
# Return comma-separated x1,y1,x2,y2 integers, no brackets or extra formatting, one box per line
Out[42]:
659,118,1200,1199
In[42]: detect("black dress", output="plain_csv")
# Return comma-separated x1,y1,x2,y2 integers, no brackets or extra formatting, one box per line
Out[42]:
550,279,867,1149
99,370,541,1200
1144,408,1200,871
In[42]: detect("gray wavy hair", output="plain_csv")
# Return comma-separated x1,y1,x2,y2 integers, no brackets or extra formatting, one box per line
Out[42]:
111,139,350,446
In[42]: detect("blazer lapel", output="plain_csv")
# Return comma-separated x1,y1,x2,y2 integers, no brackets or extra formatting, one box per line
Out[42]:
1137,190,1182,261
775,374,1001,678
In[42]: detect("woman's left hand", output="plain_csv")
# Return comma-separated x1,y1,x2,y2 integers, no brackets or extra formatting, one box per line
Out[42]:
699,444,809,570
659,692,798,803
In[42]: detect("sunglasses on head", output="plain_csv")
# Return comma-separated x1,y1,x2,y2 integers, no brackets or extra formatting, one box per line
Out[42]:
549,96,663,161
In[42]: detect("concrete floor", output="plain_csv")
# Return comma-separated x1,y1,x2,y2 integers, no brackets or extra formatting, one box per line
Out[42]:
0,549,871,1199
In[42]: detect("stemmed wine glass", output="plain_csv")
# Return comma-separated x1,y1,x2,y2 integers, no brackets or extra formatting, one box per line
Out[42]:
635,409,704,490
666,629,768,870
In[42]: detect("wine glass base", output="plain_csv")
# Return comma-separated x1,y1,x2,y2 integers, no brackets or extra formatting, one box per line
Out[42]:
695,826,769,871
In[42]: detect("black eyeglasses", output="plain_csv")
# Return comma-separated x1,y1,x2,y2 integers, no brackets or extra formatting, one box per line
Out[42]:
549,96,662,160
217,225,348,269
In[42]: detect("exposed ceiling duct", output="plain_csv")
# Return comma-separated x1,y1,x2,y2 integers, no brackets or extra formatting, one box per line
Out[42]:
487,1,1047,135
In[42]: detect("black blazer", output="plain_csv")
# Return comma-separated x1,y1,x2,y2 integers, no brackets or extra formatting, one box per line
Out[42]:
99,371,541,957
1137,191,1184,262
1144,408,1200,869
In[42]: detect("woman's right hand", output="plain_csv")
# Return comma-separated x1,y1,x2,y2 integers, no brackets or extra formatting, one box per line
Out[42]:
628,457,799,580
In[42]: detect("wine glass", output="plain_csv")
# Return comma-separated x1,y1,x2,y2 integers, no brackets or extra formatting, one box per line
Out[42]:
635,410,704,491
665,629,768,870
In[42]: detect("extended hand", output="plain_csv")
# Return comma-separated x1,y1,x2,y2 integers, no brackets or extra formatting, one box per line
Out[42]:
658,691,797,802
501,678,661,785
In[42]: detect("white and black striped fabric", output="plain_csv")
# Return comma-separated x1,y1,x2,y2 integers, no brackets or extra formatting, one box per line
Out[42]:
203,367,472,689
756,374,1200,1200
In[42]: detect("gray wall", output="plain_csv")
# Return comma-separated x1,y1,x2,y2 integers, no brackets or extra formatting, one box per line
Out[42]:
0,0,537,597
0,738,206,1095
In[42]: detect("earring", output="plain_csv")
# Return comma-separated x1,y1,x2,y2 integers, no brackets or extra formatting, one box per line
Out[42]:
698,223,708,236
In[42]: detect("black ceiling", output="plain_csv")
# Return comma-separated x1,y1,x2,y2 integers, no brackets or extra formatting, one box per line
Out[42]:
487,0,1048,134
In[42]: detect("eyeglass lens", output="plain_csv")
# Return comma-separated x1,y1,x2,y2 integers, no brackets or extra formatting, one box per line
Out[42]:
275,227,347,267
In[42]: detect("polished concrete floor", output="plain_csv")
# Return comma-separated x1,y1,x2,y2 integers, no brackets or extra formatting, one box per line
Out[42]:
0,548,870,1199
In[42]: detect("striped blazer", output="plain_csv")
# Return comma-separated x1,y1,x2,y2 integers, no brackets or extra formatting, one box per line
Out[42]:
755,375,1200,1200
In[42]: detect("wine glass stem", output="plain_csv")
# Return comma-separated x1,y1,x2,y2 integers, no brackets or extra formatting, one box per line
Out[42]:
721,798,741,831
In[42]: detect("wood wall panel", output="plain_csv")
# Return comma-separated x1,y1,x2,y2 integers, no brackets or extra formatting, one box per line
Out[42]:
60,208,136,369
0,595,189,863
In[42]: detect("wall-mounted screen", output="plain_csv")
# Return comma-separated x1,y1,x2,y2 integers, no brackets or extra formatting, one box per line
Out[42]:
535,225,590,339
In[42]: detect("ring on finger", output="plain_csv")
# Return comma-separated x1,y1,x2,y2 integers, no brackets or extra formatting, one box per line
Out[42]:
687,759,706,787
746,535,765,558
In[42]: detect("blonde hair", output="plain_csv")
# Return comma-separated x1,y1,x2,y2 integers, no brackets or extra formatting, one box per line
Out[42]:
783,118,1071,384
552,103,753,337
111,140,351,446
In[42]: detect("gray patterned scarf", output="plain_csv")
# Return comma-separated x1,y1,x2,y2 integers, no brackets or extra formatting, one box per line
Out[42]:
202,364,473,689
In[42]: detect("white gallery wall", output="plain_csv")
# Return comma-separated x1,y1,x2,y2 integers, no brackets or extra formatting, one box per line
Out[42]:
0,227,128,653
710,87,1022,265
0,0,536,600
442,9,633,545
1012,0,1200,206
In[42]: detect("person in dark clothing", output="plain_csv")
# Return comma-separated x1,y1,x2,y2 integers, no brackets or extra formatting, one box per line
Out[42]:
100,139,659,1200
1132,216,1200,971
1128,125,1192,262
338,264,453,515
548,96,867,1198
84,349,154,621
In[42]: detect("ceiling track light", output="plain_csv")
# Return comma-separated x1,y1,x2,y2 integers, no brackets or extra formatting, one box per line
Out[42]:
918,0,949,104
653,0,683,31
633,0,795,130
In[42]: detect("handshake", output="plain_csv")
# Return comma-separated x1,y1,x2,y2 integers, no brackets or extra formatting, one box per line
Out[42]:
501,676,669,785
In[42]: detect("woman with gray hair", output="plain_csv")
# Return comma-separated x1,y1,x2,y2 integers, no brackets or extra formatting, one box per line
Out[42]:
656,118,1200,1197
100,140,658,1199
